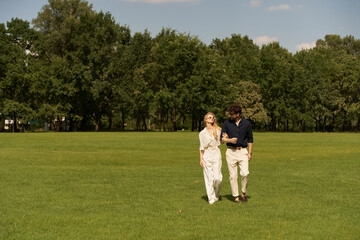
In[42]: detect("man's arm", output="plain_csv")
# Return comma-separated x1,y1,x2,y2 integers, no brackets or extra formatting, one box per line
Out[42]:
247,123,254,161
248,143,253,161
221,120,237,144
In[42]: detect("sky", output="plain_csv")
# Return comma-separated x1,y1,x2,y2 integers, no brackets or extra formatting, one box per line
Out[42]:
0,0,359,53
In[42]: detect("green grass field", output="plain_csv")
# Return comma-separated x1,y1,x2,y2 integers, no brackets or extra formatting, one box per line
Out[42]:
0,132,359,240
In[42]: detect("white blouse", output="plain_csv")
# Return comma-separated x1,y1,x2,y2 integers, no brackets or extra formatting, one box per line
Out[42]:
199,128,221,151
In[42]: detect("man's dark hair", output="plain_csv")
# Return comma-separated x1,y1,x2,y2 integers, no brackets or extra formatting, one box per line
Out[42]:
228,104,242,115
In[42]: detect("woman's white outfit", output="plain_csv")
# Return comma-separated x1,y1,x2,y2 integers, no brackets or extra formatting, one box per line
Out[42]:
199,128,223,204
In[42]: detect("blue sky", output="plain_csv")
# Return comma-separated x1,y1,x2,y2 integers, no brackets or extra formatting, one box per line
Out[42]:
0,0,359,53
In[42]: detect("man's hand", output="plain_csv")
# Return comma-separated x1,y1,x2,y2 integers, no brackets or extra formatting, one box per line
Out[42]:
200,158,204,168
248,152,252,162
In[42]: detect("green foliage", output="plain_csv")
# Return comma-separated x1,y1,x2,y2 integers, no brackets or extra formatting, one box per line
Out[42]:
0,18,37,131
0,0,359,132
236,81,269,126
258,42,293,130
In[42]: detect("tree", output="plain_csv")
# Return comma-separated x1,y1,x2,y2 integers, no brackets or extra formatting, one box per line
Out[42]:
0,18,37,132
236,81,269,127
149,28,204,131
2,1,360,133
32,0,94,130
332,53,360,131
259,42,292,131
211,34,260,84
184,46,225,131
308,35,360,131
294,46,338,132
127,31,153,131
210,34,263,126
33,0,128,131
78,11,129,131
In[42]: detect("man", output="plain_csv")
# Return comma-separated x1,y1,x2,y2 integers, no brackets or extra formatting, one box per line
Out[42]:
221,104,253,203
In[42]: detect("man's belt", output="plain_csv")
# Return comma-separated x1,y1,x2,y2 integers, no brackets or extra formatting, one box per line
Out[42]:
227,146,242,150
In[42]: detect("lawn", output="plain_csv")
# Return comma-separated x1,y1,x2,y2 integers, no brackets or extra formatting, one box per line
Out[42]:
0,132,359,240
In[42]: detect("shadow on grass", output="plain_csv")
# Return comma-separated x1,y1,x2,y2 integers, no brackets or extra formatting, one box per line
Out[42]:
224,194,252,202
201,194,251,203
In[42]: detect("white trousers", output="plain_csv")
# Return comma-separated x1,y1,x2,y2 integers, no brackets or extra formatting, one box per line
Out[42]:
226,148,249,197
203,148,222,204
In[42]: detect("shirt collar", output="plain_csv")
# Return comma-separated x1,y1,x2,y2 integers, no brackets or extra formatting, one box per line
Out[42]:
229,117,243,123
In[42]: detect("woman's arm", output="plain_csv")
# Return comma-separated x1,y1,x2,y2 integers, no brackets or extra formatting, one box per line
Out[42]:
222,132,237,144
199,132,206,168
200,150,204,167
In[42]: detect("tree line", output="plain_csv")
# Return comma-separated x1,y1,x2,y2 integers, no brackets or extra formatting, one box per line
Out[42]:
1,0,359,132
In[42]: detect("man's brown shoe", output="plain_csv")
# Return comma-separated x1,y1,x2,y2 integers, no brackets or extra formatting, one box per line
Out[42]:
241,195,247,203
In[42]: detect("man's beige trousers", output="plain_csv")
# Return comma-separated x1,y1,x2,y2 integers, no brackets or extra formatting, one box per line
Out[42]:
226,148,249,197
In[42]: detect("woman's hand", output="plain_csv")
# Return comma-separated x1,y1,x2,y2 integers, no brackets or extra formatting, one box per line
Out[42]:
200,158,204,168
200,150,205,167
230,138,237,144
222,132,229,138
222,133,237,144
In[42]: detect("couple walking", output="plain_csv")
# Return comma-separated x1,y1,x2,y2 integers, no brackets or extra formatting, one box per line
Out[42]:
199,104,253,204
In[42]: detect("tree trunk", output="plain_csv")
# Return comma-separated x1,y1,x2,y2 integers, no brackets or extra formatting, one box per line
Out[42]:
56,116,62,132
198,119,202,132
286,119,289,131
51,119,55,131
163,120,168,132
157,112,161,132
108,116,112,130
121,112,125,130
136,117,140,131
142,117,147,131
12,113,16,133
191,113,196,131
171,105,177,131
270,115,276,131
69,118,73,132
163,113,168,132
303,120,306,132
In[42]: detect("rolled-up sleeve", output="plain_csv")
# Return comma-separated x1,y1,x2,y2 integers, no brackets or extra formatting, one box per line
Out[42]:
246,124,253,143
199,132,206,150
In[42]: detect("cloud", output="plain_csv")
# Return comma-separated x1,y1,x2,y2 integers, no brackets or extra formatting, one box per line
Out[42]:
296,42,316,51
253,36,278,46
250,0,261,7
268,4,291,11
124,0,199,3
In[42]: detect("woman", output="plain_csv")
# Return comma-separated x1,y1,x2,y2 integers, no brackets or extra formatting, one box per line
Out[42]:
199,112,223,204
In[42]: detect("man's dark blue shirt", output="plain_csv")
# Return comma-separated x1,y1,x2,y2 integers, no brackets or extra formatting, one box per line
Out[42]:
220,118,253,148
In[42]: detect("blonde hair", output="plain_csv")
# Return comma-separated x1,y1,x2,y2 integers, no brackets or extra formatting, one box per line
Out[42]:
203,112,221,139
